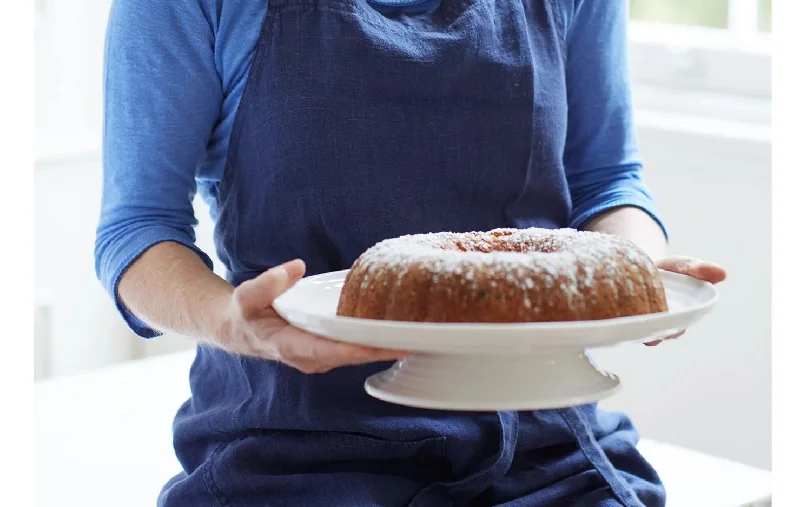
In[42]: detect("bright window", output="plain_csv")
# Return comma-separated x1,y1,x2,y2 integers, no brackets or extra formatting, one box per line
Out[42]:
631,0,771,33
631,0,729,29
759,0,772,33
626,0,772,101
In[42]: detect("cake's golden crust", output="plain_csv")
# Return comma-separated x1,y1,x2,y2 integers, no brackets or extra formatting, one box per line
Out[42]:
336,227,669,323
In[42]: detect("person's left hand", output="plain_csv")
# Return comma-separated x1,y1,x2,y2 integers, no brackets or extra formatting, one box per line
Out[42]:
644,257,727,346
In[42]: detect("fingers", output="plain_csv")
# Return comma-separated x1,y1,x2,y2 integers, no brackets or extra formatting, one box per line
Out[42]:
228,260,406,373
647,256,725,347
261,325,408,374
234,260,306,319
644,329,685,347
281,258,306,280
656,256,727,284
692,262,727,284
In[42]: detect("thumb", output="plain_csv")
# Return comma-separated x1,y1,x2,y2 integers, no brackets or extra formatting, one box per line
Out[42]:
234,259,306,318
656,256,727,284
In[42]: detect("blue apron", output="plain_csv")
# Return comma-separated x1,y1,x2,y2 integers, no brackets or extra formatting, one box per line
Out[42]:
158,1,666,505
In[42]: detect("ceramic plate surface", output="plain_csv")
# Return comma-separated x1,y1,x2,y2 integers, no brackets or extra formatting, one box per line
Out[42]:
272,269,716,410
273,269,717,354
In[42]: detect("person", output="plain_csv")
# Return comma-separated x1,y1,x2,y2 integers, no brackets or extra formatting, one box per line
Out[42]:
95,0,726,505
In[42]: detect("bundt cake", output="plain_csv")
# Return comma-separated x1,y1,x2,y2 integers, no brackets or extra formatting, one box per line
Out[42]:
336,227,668,322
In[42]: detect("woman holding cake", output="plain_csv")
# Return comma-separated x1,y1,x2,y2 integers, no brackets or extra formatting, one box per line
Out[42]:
95,0,725,505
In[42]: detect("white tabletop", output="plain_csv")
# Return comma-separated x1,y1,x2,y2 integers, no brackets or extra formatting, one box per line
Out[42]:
34,350,771,507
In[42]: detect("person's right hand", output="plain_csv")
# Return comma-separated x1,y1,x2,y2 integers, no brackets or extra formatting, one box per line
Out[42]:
214,259,408,374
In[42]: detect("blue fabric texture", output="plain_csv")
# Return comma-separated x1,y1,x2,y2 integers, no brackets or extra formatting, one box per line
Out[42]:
368,0,443,14
95,0,666,336
96,0,668,505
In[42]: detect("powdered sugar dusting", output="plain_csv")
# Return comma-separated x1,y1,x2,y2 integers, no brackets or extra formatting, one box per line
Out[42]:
344,226,662,320
359,228,647,282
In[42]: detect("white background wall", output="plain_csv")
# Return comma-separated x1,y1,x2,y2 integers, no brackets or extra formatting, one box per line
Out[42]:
594,125,771,471
33,0,771,471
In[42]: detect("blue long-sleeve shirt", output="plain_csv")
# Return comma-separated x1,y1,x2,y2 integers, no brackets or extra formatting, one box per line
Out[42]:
95,0,667,338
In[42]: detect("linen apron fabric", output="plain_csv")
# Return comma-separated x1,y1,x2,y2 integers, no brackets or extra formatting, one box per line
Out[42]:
158,1,666,505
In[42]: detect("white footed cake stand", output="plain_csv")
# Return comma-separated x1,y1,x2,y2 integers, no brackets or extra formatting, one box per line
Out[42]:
273,270,717,411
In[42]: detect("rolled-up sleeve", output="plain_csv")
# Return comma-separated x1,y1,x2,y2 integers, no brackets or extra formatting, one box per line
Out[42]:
562,0,668,240
94,0,222,337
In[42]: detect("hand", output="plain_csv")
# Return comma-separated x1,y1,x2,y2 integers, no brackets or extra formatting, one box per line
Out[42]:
644,256,727,346
215,259,408,373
